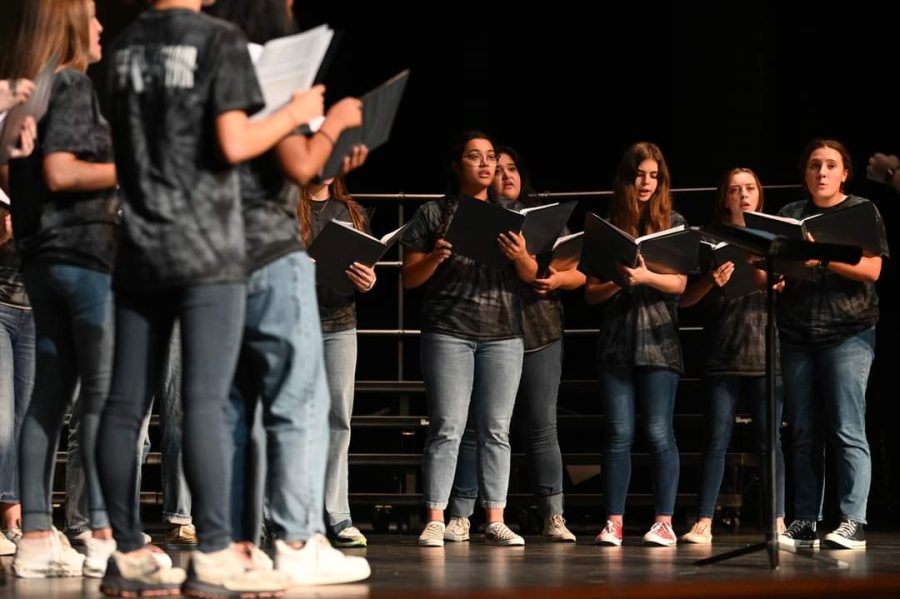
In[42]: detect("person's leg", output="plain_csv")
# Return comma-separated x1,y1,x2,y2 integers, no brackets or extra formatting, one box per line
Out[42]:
471,337,524,545
158,322,193,537
0,305,33,537
819,328,875,548
697,376,739,519
418,333,475,545
321,328,359,538
637,367,680,546
97,290,173,553
779,344,822,547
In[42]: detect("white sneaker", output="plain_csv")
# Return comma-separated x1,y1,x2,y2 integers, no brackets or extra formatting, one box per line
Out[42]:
275,535,371,586
184,544,290,597
100,547,186,597
680,521,713,545
141,532,152,545
444,517,470,542
13,529,85,578
418,521,446,547
643,522,678,547
0,534,16,556
484,522,525,546
542,514,576,542
68,529,92,546
84,537,117,578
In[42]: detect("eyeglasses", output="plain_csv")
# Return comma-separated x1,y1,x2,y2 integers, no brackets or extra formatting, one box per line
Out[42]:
461,152,499,164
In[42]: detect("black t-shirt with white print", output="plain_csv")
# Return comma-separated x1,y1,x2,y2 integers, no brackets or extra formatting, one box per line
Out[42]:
307,199,362,333
108,8,264,291
776,195,890,348
401,195,524,341
8,69,119,272
595,211,687,373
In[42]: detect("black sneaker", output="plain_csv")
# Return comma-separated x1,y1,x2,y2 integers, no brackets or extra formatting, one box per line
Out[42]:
824,520,866,550
778,519,819,548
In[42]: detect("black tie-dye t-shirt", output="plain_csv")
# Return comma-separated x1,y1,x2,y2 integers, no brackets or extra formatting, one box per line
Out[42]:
776,195,889,348
595,211,687,373
401,195,524,341
108,9,264,291
8,69,119,272
238,152,303,273
0,243,29,308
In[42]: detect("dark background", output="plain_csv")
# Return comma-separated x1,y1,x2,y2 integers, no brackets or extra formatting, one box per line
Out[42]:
3,1,898,527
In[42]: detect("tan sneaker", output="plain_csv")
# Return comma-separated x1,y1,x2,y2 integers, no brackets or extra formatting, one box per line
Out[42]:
680,521,713,545
542,514,576,542
100,547,185,597
484,522,525,546
418,521,446,547
84,537,117,578
183,544,290,598
164,524,197,545
332,526,367,548
443,517,470,542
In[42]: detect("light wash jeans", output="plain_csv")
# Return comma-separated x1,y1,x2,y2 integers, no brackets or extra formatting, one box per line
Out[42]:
420,332,523,510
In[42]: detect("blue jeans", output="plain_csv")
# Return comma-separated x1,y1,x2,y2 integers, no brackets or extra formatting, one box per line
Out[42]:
0,303,35,503
20,263,113,532
781,327,875,524
698,375,785,520
322,328,358,533
228,253,330,544
599,367,680,517
450,338,565,517
420,333,523,510
97,283,245,553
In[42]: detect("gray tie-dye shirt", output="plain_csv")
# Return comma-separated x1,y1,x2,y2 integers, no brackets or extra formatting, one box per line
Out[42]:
109,9,264,291
776,195,889,348
402,195,524,341
8,69,118,273
595,211,687,373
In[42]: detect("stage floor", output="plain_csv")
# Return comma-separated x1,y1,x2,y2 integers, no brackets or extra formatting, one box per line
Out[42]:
2,533,900,598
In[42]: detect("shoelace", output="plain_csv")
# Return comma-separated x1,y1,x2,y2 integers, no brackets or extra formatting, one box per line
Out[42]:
602,520,619,535
833,521,857,537
423,522,445,537
784,521,809,537
488,524,517,541
549,514,566,527
649,522,673,538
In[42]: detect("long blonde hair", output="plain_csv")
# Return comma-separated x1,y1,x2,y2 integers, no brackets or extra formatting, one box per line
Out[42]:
1,0,93,79
297,177,368,246
608,141,673,236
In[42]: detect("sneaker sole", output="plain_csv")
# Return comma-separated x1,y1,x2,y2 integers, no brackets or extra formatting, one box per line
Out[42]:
680,535,712,545
643,538,677,547
331,539,367,548
541,534,576,543
778,537,820,549
285,565,372,586
483,537,525,546
14,563,84,578
418,538,445,547
182,580,286,599
100,580,183,598
823,537,866,550
443,533,470,542
594,538,622,546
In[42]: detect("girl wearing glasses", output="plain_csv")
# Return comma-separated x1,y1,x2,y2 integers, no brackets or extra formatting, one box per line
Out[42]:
402,131,536,547
678,167,785,545
586,141,687,547
445,146,584,543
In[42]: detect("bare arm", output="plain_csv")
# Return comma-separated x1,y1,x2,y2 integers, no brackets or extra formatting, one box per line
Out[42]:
585,275,621,304
43,153,116,193
402,240,452,289
276,97,365,185
216,85,325,165
821,255,882,283
679,262,734,307
619,255,687,294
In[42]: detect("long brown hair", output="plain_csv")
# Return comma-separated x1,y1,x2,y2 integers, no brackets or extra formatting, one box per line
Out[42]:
714,167,766,224
1,0,93,79
298,177,368,246
608,141,672,237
